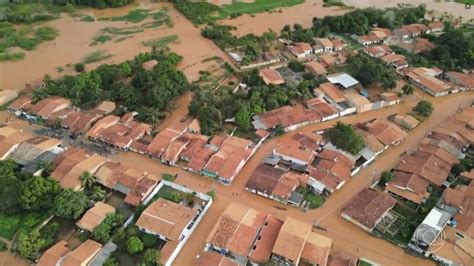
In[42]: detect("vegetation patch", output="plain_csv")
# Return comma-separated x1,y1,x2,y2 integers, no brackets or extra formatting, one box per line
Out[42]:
0,214,21,240
81,50,113,64
80,15,95,22
141,35,178,48
90,34,112,46
322,0,346,7
220,0,304,16
0,240,7,252
323,122,365,155
0,22,58,62
172,0,222,24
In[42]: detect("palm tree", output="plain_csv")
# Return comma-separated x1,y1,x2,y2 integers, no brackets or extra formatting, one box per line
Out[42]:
88,186,106,201
80,172,96,189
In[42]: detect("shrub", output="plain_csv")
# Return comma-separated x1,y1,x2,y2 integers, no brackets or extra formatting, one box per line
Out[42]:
126,236,144,254
413,100,433,118
0,240,7,252
75,63,85,72
162,173,175,182
140,233,157,248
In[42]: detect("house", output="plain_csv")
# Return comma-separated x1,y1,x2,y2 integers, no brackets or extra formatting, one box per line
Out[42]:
180,135,214,174
304,61,327,76
342,189,397,232
315,38,333,52
305,98,339,121
356,30,387,46
76,202,115,232
331,38,346,51
386,172,430,206
308,149,355,194
344,93,371,111
8,95,32,112
406,67,451,97
51,148,108,190
287,42,312,58
246,215,283,264
393,28,411,39
271,217,332,266
318,54,337,67
395,154,451,187
63,110,105,136
25,97,72,120
194,252,239,266
162,135,191,166
124,175,158,206
252,104,317,131
315,83,346,104
0,126,32,160
393,114,419,130
136,197,195,242
273,143,315,169
259,68,285,85
428,21,444,32
441,183,474,233
408,206,454,256
62,239,103,266
188,118,201,134
381,53,409,70
37,240,70,266
444,71,474,91
8,136,63,166
400,38,435,54
206,203,268,264
326,73,360,90
363,45,392,58
400,23,430,37
245,164,307,206
361,119,407,146
146,125,186,158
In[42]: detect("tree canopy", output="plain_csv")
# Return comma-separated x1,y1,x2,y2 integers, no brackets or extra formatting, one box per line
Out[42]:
52,189,89,219
346,53,398,90
19,176,61,211
413,100,434,118
0,160,22,214
323,122,365,155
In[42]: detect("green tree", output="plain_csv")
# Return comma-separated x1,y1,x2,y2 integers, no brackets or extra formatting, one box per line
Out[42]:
235,106,251,131
20,176,61,211
401,84,414,95
103,257,119,266
80,172,96,189
127,236,144,254
37,160,54,177
18,230,45,260
379,171,394,186
0,160,22,214
87,186,107,201
323,122,365,155
413,100,434,118
92,213,124,244
274,124,285,136
53,189,89,219
143,248,161,266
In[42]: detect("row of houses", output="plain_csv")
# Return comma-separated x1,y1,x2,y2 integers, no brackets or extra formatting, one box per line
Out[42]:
285,37,348,59
355,22,444,46
253,72,400,133
405,67,474,97
199,203,333,266
246,116,409,206
340,106,473,265
363,44,409,70
8,95,270,186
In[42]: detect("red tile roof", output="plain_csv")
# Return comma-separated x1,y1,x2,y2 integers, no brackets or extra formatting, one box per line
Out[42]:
342,189,397,230
259,69,285,85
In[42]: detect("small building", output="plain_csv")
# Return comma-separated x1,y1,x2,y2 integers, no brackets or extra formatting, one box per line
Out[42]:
361,119,407,146
386,172,430,206
318,54,337,67
393,114,419,130
315,38,333,52
271,217,332,265
444,71,474,91
406,67,451,97
363,45,392,58
316,82,346,104
62,239,103,266
428,21,444,32
326,73,360,90
76,202,116,232
37,240,70,266
408,206,455,256
304,61,327,76
273,143,315,168
136,198,195,242
259,68,285,85
342,188,397,232
287,42,312,58
381,54,409,70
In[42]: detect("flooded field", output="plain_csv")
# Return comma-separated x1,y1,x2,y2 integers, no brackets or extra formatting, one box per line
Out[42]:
220,0,348,36
343,0,474,20
0,1,229,91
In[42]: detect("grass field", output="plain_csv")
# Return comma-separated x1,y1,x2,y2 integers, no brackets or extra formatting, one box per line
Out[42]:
220,0,304,15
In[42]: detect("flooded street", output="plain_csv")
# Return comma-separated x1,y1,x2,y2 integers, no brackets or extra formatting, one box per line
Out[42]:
0,1,229,91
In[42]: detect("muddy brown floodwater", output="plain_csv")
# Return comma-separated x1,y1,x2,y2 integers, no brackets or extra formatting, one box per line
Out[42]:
343,0,474,20
220,0,348,36
0,1,230,91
